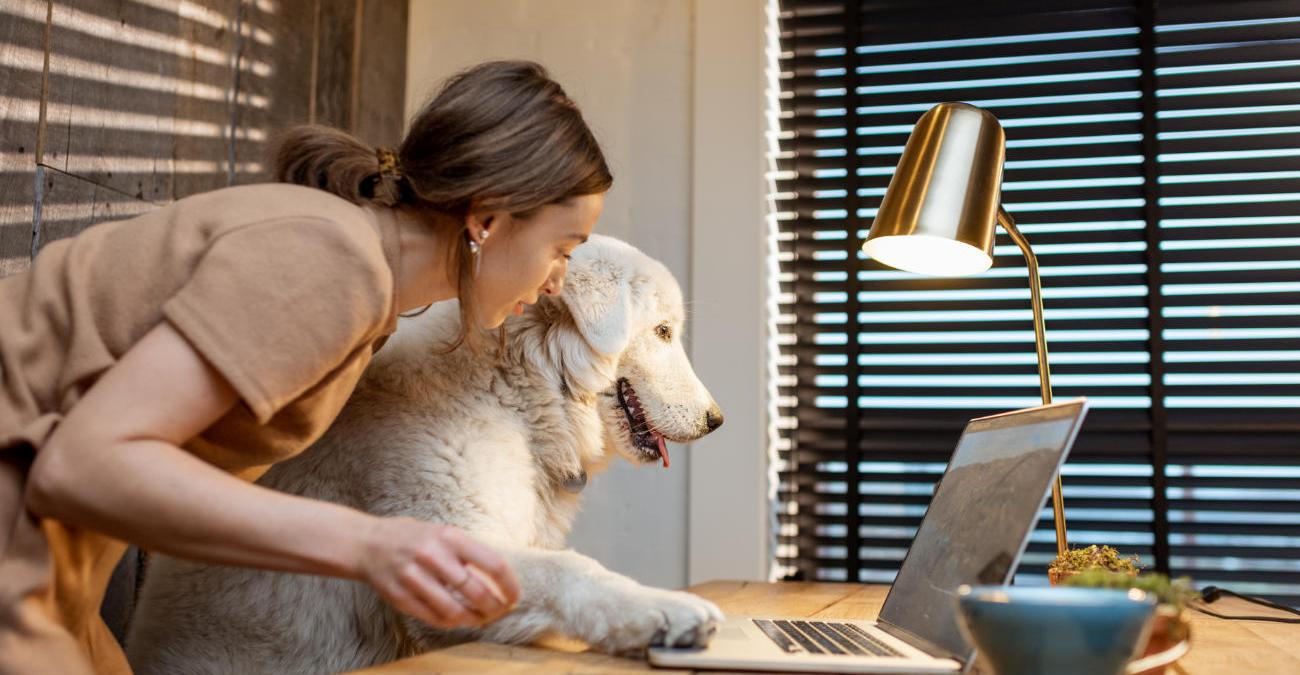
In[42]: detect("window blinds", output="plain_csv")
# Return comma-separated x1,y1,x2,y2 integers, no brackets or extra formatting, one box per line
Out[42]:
772,0,1300,604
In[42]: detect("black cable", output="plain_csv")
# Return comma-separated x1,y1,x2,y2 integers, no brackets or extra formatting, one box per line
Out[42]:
1190,602,1300,624
1191,586,1300,624
1203,586,1300,615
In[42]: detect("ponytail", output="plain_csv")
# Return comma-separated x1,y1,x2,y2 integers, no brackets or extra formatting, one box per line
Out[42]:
270,125,405,206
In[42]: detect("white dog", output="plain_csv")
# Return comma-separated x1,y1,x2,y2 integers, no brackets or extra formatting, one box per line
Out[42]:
126,235,726,674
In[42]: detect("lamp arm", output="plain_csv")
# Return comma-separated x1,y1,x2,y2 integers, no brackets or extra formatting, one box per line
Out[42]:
997,206,1053,405
996,205,1069,557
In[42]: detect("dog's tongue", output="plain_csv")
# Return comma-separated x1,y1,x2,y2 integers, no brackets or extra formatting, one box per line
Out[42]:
656,433,669,469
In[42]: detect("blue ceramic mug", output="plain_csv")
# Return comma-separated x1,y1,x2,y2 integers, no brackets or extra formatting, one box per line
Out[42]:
956,585,1172,675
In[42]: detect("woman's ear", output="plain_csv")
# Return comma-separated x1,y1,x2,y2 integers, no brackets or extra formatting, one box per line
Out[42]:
467,213,488,244
464,211,493,244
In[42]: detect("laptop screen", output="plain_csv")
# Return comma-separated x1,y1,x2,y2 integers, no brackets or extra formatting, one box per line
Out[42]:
877,399,1089,661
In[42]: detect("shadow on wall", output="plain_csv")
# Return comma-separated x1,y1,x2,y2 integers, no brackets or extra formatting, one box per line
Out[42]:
0,0,408,277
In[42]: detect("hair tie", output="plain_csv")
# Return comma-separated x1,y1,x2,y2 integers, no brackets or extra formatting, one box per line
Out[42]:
376,147,400,178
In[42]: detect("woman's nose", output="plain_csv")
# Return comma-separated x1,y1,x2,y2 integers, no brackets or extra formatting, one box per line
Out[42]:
542,271,565,296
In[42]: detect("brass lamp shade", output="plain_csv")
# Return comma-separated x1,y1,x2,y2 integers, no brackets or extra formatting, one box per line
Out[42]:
863,102,1006,276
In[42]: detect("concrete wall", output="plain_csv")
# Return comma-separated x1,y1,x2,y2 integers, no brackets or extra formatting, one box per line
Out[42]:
406,0,767,589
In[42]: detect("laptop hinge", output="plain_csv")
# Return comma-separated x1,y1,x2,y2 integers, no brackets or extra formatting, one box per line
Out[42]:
876,619,972,666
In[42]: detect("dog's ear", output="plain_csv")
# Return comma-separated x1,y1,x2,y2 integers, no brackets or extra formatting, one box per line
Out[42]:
560,261,633,357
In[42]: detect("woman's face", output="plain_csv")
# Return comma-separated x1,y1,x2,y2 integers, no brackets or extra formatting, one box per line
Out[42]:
472,192,604,328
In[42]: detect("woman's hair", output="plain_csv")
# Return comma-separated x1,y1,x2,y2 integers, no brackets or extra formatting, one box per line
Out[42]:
271,60,613,353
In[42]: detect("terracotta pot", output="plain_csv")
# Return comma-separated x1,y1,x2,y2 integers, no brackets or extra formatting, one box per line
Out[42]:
1132,606,1190,675
1047,567,1138,586
1047,568,1074,586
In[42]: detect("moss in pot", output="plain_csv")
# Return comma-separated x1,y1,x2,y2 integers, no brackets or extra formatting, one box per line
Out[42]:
1047,544,1141,585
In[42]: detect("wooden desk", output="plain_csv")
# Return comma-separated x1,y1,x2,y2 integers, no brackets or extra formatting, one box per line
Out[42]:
350,580,1300,674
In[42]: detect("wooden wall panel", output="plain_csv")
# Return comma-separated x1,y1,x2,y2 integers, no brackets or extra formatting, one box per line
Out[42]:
0,171,34,276
355,0,408,148
171,0,246,196
231,0,316,185
35,168,154,248
43,0,239,202
313,0,358,131
1,0,408,277
0,0,48,275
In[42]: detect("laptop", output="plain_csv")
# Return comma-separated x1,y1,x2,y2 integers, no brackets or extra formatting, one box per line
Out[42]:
649,398,1090,674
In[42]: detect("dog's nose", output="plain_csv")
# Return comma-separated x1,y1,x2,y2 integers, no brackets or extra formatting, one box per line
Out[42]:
705,406,724,432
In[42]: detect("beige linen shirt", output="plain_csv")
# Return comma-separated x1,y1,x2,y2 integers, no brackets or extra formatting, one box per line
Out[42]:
0,183,402,674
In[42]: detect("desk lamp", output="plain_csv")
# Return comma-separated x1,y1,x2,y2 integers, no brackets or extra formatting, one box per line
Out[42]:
862,102,1068,556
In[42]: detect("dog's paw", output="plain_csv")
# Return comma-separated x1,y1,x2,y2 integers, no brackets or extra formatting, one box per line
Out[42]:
578,586,724,654
643,589,725,650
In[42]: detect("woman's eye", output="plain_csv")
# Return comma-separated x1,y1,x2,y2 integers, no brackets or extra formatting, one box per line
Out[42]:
656,324,672,341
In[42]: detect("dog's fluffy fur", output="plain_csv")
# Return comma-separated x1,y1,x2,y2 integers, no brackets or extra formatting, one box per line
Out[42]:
126,235,725,675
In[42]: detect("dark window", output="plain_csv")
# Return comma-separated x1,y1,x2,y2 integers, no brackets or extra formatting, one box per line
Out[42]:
773,0,1300,605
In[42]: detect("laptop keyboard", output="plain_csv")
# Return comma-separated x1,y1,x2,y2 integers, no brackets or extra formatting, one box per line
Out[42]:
753,619,905,657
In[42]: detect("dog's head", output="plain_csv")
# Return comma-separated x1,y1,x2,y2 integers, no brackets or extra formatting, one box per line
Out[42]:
552,235,724,468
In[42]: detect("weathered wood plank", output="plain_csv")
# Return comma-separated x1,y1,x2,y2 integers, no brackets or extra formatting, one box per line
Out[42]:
0,171,36,277
172,0,243,196
233,0,407,183
354,0,406,148
43,0,239,201
0,0,48,276
34,168,154,250
313,0,358,132
230,0,316,185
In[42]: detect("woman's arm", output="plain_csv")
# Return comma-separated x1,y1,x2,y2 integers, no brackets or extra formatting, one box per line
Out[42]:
25,321,519,628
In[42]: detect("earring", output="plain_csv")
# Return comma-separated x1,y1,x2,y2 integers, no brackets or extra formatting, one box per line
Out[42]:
468,238,481,278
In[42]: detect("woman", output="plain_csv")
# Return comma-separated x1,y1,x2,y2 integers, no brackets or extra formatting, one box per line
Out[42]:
0,60,611,674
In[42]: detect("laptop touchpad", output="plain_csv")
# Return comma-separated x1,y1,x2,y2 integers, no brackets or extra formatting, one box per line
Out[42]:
717,626,748,642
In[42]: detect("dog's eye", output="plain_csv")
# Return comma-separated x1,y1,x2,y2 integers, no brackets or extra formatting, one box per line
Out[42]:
655,324,672,342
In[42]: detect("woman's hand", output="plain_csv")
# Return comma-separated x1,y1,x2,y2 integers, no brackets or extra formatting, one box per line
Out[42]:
359,517,521,628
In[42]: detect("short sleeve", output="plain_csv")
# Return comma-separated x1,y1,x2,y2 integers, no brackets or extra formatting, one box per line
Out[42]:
162,217,392,423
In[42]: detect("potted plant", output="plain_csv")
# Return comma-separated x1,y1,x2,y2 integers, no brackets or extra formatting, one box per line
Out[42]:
1063,569,1195,675
1047,544,1141,585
